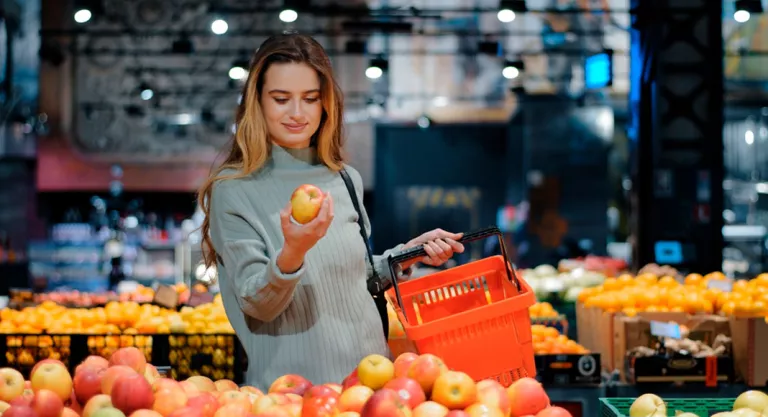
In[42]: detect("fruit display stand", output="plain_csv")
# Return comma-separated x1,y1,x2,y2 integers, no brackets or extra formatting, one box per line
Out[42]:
0,297,245,383
576,270,768,389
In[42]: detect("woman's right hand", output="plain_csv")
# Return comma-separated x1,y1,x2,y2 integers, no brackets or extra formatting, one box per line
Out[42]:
277,194,334,272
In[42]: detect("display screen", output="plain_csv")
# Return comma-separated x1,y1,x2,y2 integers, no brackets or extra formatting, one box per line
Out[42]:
585,51,613,89
654,240,684,264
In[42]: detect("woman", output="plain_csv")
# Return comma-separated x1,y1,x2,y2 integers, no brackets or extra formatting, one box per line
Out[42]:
198,33,464,390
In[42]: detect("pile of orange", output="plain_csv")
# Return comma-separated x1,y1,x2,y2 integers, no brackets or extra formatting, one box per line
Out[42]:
578,271,768,318
0,296,235,335
532,324,589,354
529,302,560,318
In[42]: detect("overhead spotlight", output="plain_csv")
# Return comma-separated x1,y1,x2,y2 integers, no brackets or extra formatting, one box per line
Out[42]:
229,58,250,80
734,0,763,22
138,82,154,101
211,19,228,35
74,9,92,23
279,9,298,23
502,60,524,79
365,58,388,80
417,115,432,129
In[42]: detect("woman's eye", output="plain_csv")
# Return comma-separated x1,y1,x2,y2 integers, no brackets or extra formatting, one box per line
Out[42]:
274,98,289,104
305,98,320,103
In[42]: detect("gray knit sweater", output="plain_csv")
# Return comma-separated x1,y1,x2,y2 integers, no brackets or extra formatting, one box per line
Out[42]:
209,145,401,390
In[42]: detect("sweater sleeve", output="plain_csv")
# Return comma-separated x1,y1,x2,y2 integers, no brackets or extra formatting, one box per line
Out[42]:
344,166,411,282
210,182,305,322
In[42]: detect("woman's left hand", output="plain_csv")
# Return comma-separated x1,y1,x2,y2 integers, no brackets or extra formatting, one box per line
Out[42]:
404,229,465,267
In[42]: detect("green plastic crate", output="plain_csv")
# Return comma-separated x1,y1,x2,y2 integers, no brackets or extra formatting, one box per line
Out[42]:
600,398,735,417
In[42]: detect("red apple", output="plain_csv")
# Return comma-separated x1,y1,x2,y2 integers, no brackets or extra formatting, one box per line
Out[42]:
76,356,110,375
506,378,550,417
324,384,342,394
130,410,164,417
179,381,200,397
186,392,219,417
101,366,136,396
302,396,339,417
186,376,216,393
285,393,303,404
342,369,360,390
109,347,148,375
30,362,73,402
62,407,80,417
357,354,395,390
290,184,325,224
0,400,10,414
360,388,411,417
217,391,250,409
111,373,155,415
269,375,313,396
0,368,26,402
31,388,64,417
9,391,33,407
535,407,573,417
465,403,505,417
394,353,419,378
475,380,511,416
3,405,37,417
303,385,339,402
383,377,426,410
407,354,447,396
444,411,470,417
338,385,373,414
168,407,204,417
239,386,263,397
431,371,476,410
82,394,113,417
413,401,449,417
214,380,238,392
252,393,290,414
74,366,105,405
213,403,250,417
152,378,181,394
153,387,188,417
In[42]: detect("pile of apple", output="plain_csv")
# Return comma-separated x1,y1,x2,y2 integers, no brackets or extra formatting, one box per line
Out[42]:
310,352,569,417
0,348,569,417
629,391,768,417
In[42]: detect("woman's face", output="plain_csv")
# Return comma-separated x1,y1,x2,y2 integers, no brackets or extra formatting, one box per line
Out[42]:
260,62,323,149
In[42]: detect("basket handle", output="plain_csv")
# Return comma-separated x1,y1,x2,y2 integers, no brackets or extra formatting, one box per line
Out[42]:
387,226,521,316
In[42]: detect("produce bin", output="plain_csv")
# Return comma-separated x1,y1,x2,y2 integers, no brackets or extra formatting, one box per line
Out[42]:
387,227,536,387
599,398,734,417
0,332,245,382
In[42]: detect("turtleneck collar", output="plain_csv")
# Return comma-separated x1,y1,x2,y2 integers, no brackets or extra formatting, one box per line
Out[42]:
270,144,321,169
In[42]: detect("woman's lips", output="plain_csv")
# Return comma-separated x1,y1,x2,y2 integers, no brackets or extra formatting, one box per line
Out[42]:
283,123,307,133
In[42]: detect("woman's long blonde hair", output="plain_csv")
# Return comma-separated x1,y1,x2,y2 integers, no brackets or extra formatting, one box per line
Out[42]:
198,33,345,268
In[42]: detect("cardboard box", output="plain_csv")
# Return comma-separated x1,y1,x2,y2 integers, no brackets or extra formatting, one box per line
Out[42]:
729,317,768,387
613,313,730,382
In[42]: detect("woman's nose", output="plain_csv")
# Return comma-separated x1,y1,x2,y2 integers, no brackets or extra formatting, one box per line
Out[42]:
289,100,302,117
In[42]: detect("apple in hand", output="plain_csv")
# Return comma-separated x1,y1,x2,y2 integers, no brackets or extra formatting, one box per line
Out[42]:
290,184,325,224
0,368,26,402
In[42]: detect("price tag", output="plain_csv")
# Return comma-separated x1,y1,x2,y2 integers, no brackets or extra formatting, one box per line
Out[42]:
650,321,681,339
707,279,733,292
152,285,179,310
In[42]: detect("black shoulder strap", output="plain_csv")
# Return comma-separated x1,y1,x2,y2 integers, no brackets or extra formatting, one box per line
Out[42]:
339,168,379,281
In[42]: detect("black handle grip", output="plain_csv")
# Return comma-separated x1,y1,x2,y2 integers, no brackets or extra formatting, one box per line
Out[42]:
387,226,521,322
387,227,504,266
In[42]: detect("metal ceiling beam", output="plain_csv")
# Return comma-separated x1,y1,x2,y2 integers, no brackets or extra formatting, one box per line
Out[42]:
42,28,612,37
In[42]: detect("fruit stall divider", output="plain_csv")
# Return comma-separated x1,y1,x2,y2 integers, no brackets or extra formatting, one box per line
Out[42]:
0,333,246,383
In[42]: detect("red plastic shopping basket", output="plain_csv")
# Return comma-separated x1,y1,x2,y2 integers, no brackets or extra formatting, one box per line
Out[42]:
386,226,536,387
